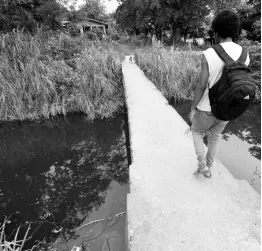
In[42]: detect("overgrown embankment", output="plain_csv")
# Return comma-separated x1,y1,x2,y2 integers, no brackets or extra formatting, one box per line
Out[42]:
135,43,200,102
0,29,124,121
136,41,261,103
1,32,260,122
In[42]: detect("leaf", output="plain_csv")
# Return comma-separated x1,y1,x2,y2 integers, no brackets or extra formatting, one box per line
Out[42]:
71,246,82,251
52,227,63,233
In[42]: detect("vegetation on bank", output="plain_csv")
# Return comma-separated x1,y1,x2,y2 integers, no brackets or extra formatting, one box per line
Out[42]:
136,39,261,103
0,30,260,122
136,41,201,102
0,29,124,121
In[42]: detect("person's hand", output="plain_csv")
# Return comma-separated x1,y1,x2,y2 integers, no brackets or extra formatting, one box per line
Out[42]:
189,108,196,123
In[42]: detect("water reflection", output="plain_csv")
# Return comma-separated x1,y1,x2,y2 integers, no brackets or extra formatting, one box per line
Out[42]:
173,101,261,193
0,114,129,250
220,105,261,160
174,101,261,160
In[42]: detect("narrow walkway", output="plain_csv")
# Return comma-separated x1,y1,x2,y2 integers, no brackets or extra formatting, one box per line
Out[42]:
122,56,261,251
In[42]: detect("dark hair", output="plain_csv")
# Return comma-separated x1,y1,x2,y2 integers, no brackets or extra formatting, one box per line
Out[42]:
211,10,240,40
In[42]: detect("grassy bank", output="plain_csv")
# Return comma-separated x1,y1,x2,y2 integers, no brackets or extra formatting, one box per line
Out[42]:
1,31,260,122
135,42,201,102
136,40,261,103
0,29,124,121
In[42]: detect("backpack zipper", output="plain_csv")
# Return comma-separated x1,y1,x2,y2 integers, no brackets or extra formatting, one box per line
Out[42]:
213,81,257,105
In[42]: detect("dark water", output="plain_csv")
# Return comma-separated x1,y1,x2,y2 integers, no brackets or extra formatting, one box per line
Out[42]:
0,114,129,250
173,101,261,194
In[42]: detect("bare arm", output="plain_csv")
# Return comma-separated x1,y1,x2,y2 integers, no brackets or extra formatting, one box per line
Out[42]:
191,54,209,110
189,53,209,122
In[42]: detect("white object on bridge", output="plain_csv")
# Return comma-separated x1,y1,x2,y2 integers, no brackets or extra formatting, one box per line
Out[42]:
125,55,136,64
122,56,261,251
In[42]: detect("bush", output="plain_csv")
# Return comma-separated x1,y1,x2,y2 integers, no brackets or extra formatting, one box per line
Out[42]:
0,30,124,121
136,41,201,102
107,26,121,41
85,28,105,40
239,38,261,101
251,19,261,41
68,24,81,37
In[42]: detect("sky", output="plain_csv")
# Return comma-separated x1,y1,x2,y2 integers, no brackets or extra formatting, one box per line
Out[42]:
104,0,119,13
69,0,119,13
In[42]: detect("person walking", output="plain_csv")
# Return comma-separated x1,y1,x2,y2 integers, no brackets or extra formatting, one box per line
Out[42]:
189,10,252,178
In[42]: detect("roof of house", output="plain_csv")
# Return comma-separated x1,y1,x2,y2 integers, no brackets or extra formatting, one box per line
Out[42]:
63,18,108,26
84,18,108,25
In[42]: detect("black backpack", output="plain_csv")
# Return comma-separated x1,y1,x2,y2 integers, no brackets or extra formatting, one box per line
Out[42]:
208,44,257,121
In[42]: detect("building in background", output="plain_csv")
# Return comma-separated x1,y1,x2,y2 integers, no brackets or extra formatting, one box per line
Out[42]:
62,18,109,35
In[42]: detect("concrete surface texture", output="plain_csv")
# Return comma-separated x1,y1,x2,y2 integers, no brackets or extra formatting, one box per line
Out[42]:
122,56,261,251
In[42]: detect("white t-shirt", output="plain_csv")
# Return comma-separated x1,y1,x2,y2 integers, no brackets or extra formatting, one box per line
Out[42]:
197,42,250,112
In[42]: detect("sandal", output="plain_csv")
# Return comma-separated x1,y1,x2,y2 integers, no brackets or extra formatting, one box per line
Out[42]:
203,170,212,178
194,166,212,178
194,166,209,175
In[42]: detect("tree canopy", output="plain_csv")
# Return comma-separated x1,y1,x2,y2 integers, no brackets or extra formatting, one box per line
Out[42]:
0,0,111,33
115,0,255,42
238,0,261,41
67,0,109,22
0,0,69,33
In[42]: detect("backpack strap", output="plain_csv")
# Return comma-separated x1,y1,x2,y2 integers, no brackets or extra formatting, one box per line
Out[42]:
237,47,248,64
213,44,234,64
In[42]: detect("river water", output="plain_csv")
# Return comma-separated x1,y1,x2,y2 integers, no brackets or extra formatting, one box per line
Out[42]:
0,114,129,250
0,101,260,250
174,101,261,194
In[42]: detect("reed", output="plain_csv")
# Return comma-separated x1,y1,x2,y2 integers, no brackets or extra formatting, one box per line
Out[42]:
136,40,261,103
0,218,34,251
136,41,201,103
0,29,124,121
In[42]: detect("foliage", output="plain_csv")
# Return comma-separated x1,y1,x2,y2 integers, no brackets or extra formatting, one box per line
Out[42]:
34,2,68,30
0,29,124,121
136,40,260,103
238,0,261,41
251,19,261,41
135,41,201,102
85,28,105,40
67,0,108,22
107,26,121,41
238,39,261,101
210,0,245,14
0,0,69,33
115,0,245,42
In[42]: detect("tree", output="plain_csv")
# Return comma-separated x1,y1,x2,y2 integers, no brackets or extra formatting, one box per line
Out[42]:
238,0,261,41
35,2,69,29
210,0,245,14
251,19,261,40
115,0,250,42
67,0,108,22
115,0,213,43
0,0,69,33
0,0,35,32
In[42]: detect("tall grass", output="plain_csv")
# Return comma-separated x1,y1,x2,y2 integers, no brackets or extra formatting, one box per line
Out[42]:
135,41,201,102
0,218,33,251
0,29,124,121
136,40,261,103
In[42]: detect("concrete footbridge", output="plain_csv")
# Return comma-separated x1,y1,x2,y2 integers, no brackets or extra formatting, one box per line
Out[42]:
122,56,261,251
